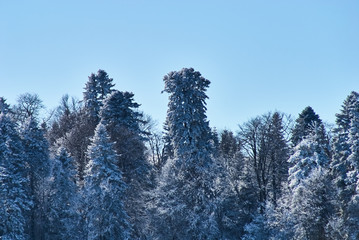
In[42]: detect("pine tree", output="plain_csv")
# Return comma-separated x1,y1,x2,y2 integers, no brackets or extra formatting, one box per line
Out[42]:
0,113,32,239
47,147,80,239
153,68,220,239
84,123,131,240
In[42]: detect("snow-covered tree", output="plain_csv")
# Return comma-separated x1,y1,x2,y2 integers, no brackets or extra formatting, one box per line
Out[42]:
0,113,32,239
0,97,10,114
288,128,330,189
100,90,150,238
21,118,50,239
152,68,220,239
100,90,147,179
47,147,80,239
84,123,131,240
216,130,257,239
83,69,115,121
239,112,290,208
330,91,359,237
291,106,327,147
13,93,44,125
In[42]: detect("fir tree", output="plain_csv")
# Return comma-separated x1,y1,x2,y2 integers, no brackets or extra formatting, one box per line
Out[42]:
21,118,51,240
0,113,31,239
83,69,115,121
291,106,327,146
47,147,80,239
330,91,359,237
84,123,131,240
100,90,150,238
153,68,220,239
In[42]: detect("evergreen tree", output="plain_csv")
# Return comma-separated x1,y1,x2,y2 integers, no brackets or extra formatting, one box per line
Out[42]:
84,123,131,240
0,113,31,239
21,118,50,240
216,130,257,239
330,91,359,237
83,69,115,121
0,97,10,114
100,90,147,177
153,68,220,239
100,90,150,238
286,129,331,239
288,128,330,189
291,106,326,146
47,147,79,239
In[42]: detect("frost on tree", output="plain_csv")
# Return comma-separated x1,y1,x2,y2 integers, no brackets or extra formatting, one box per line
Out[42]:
48,147,80,239
21,118,51,240
100,90,150,238
0,113,32,240
83,69,115,121
330,91,359,238
84,123,131,240
153,68,220,239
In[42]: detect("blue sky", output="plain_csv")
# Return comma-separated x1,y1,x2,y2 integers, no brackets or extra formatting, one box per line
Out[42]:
1,1,358,130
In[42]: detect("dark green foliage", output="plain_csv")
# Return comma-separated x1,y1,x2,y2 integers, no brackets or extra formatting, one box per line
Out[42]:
291,106,326,146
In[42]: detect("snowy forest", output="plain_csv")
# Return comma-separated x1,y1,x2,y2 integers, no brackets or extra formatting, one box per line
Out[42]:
1,68,359,240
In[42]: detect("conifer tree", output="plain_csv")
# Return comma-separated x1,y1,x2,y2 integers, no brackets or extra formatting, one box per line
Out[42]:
100,90,150,238
291,106,327,146
330,91,359,237
153,68,220,239
21,118,51,239
84,123,131,240
83,69,115,121
286,129,331,239
0,97,10,114
0,113,31,239
47,147,80,239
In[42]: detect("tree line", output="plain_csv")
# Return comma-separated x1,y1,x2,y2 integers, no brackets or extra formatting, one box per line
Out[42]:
0,68,358,239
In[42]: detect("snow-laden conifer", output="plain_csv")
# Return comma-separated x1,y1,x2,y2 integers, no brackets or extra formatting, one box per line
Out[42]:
47,147,80,239
83,69,115,120
0,113,31,239
153,68,220,239
21,117,50,239
84,123,131,240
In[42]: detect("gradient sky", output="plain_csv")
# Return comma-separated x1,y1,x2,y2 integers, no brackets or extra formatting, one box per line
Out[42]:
1,0,359,130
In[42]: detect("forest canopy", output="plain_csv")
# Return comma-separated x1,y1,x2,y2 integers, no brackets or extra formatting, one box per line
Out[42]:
0,68,358,239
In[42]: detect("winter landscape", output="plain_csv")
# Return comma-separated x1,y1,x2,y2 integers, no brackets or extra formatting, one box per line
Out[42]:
1,1,359,240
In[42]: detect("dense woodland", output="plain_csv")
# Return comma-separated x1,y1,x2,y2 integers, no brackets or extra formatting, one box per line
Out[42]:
1,68,359,239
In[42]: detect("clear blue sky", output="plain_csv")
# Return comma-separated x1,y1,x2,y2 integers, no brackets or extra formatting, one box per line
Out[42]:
1,0,358,130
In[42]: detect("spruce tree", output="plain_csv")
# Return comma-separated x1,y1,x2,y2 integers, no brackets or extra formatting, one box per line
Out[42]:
83,69,115,121
47,147,80,239
330,91,359,237
153,68,220,239
100,90,150,238
286,129,331,239
0,113,31,239
84,123,131,240
291,106,327,146
21,117,50,240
